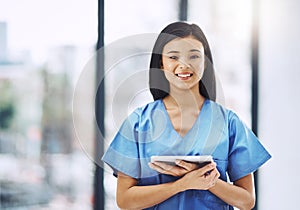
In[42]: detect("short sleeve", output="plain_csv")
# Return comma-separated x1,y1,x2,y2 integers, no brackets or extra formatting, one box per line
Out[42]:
227,112,271,182
102,111,141,179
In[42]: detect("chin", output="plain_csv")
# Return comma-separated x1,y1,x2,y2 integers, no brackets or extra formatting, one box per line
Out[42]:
171,82,199,91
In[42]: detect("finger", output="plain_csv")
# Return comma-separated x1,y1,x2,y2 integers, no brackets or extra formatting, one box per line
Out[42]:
204,170,218,187
148,163,172,175
175,160,198,171
215,169,220,179
155,162,189,176
209,169,220,183
208,166,220,180
149,162,185,176
212,172,220,187
153,161,174,170
209,169,218,179
197,162,216,176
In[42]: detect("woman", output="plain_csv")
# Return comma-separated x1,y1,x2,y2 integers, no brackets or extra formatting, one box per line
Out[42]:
102,22,271,210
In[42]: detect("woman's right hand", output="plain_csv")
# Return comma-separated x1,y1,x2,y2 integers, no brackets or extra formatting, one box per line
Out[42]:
178,162,220,191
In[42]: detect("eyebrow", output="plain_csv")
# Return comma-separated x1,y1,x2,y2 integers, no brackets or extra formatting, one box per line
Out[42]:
190,49,201,53
167,50,180,54
166,49,202,54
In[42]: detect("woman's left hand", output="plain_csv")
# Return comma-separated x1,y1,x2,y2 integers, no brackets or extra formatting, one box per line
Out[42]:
148,160,199,176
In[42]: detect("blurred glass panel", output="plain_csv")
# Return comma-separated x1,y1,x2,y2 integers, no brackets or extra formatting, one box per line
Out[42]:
0,0,97,209
104,0,179,209
103,0,252,209
189,0,252,125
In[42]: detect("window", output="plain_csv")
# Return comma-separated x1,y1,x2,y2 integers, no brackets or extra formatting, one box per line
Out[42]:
0,1,97,209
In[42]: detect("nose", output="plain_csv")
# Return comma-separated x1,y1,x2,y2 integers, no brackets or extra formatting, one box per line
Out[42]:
178,60,190,69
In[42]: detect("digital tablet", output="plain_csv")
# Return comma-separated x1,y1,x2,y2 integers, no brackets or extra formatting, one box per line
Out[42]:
150,155,213,167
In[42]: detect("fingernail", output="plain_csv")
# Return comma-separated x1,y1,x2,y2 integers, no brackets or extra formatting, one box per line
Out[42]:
175,160,181,164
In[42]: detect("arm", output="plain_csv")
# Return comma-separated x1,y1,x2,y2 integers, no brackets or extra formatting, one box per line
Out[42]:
117,172,180,210
151,160,255,210
116,163,218,209
209,173,255,210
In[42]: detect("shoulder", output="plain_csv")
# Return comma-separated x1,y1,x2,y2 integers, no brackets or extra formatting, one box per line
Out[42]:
125,100,162,125
206,100,246,130
205,99,232,119
132,100,162,116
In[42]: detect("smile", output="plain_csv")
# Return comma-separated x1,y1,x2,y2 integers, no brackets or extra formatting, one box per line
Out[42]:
175,73,193,79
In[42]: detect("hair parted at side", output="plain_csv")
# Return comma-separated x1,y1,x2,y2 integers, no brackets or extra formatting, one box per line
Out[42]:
149,21,216,101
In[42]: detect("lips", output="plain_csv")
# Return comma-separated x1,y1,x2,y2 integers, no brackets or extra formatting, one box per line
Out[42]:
175,72,193,79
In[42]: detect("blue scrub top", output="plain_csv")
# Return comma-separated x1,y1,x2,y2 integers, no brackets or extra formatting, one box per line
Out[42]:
102,99,271,210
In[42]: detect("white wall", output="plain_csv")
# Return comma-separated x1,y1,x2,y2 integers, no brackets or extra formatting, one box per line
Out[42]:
259,0,300,209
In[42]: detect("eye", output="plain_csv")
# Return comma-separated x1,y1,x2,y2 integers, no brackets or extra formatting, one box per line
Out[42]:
190,55,200,59
169,55,178,60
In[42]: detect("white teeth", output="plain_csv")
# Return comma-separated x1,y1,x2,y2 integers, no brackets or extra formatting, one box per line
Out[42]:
177,73,191,78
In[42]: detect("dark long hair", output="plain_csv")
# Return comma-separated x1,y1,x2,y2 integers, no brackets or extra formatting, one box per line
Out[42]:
149,22,216,101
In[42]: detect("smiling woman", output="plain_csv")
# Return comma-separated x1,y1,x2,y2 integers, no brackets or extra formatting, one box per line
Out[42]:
162,36,205,91
102,21,271,210
149,22,216,102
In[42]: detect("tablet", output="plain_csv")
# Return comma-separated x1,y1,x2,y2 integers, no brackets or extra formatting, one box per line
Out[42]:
150,155,213,167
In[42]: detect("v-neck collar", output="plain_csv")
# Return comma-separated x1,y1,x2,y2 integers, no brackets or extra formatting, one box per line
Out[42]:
159,99,208,139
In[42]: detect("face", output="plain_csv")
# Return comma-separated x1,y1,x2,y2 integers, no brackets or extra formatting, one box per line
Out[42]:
161,36,205,91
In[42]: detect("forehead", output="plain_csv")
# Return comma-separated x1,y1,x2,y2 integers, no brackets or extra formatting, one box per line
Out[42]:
163,36,204,52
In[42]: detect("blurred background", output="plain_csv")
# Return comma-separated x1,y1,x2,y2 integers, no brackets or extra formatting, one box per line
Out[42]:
0,0,299,210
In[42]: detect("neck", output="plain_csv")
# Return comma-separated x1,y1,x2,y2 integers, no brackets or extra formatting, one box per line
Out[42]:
164,84,205,111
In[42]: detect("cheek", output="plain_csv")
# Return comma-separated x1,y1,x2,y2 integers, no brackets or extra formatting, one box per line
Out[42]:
191,63,205,81
162,56,178,71
163,70,174,81
165,64,175,72
192,61,205,73
162,61,175,71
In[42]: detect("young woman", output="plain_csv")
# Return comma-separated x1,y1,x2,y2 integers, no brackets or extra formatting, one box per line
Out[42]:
102,22,271,210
